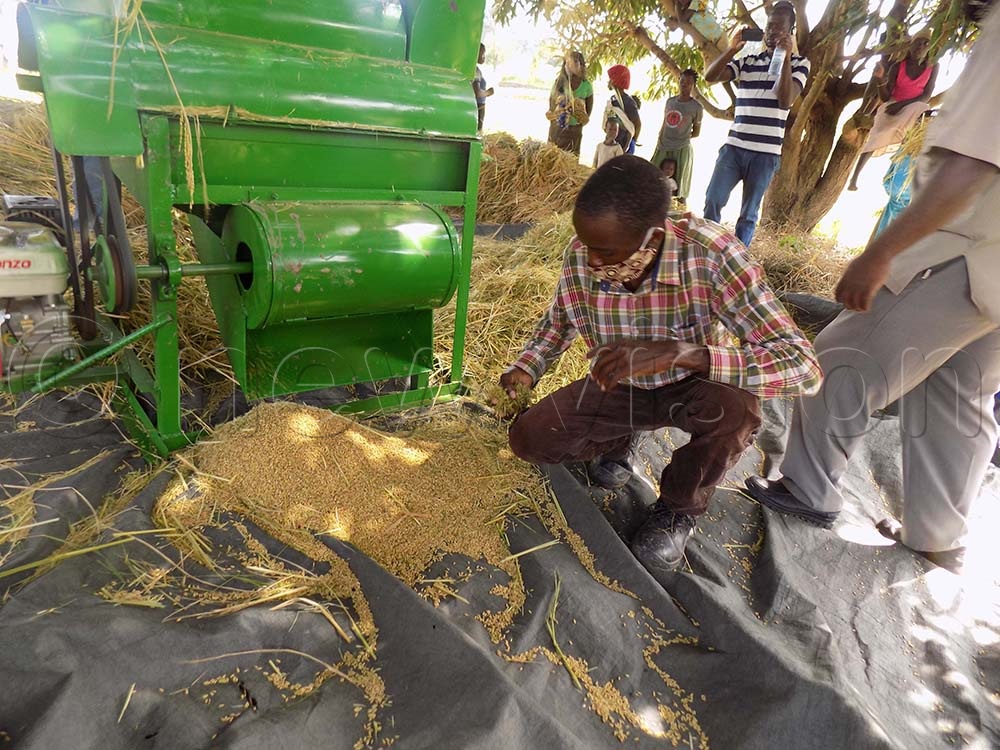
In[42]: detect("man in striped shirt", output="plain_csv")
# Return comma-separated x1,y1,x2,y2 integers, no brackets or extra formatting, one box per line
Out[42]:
703,1,809,246
499,156,821,575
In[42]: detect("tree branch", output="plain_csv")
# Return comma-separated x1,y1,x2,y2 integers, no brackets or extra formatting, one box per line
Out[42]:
733,0,757,28
843,80,867,101
787,71,830,152
630,25,734,120
791,0,810,43
841,19,878,81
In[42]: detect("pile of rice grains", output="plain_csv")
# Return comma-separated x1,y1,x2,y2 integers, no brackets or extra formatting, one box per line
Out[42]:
101,400,706,746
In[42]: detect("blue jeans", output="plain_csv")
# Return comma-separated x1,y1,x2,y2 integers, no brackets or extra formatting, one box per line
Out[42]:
703,144,780,247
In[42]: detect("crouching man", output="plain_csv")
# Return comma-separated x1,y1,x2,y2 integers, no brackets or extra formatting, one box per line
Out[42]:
500,155,821,575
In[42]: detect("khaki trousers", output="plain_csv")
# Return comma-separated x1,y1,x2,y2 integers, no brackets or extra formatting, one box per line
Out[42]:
781,258,1000,551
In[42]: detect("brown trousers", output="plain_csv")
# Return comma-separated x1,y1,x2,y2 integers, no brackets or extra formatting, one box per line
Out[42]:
509,376,762,516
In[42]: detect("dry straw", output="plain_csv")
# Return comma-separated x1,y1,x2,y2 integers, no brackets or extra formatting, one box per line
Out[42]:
476,133,593,224
434,229,591,406
749,224,851,300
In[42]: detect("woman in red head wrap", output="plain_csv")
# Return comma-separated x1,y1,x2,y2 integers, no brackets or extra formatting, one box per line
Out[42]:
608,64,630,89
604,64,642,154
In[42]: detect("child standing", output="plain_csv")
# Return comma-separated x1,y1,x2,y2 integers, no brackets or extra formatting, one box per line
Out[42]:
594,120,625,168
659,158,679,201
472,43,495,132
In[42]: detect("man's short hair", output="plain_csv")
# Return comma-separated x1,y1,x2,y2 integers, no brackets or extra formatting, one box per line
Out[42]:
681,68,698,80
770,0,796,29
575,156,669,234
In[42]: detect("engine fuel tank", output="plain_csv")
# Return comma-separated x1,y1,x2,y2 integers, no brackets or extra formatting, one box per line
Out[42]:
0,222,69,298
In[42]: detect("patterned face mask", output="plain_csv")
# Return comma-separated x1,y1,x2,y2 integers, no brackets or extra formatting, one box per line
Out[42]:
588,227,662,284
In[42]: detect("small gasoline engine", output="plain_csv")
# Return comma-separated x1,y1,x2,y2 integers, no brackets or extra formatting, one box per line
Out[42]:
0,221,76,381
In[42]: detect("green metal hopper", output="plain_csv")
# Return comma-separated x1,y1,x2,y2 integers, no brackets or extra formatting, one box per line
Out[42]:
7,0,486,457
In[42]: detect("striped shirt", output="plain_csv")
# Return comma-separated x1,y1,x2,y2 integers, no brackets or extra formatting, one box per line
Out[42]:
725,50,810,155
512,217,821,398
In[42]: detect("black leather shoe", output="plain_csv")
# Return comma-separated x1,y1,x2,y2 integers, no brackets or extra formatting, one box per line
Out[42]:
587,456,634,490
630,506,696,574
743,476,838,528
876,518,966,574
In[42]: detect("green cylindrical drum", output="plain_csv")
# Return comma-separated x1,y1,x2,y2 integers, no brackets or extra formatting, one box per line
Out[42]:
222,202,459,329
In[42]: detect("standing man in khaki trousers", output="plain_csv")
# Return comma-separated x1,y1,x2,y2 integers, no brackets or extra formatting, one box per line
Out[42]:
745,0,1000,573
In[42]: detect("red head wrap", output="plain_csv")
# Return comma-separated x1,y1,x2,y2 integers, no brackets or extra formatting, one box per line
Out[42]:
608,64,630,90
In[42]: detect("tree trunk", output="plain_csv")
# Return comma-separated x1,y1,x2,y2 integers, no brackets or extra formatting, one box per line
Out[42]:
763,83,877,233
759,0,913,234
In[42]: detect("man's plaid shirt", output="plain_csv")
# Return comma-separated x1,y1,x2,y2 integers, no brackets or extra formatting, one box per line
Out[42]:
512,217,822,398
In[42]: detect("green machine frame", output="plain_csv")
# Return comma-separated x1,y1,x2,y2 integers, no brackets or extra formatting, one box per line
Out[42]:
10,0,486,457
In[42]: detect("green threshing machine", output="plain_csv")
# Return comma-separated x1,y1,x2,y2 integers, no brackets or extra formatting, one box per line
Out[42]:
1,0,486,457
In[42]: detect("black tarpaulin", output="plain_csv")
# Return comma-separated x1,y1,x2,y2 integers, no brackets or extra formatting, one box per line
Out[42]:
0,390,997,750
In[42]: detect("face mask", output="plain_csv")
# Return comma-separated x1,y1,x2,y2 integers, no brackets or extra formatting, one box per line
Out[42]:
589,227,662,284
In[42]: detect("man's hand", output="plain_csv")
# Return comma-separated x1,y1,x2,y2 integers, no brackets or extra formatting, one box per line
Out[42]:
773,30,794,52
731,28,749,52
835,251,891,312
498,367,534,399
587,339,709,391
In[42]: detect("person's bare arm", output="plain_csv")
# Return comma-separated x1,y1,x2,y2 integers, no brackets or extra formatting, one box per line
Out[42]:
919,63,939,100
585,94,594,116
632,109,642,142
691,105,702,138
875,62,896,103
704,29,746,83
773,31,803,109
836,148,1000,310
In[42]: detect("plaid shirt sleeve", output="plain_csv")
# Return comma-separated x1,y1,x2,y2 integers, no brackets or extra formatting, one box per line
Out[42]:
510,257,580,383
705,242,822,398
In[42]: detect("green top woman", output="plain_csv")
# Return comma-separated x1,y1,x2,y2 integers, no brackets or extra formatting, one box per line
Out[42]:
546,51,594,157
